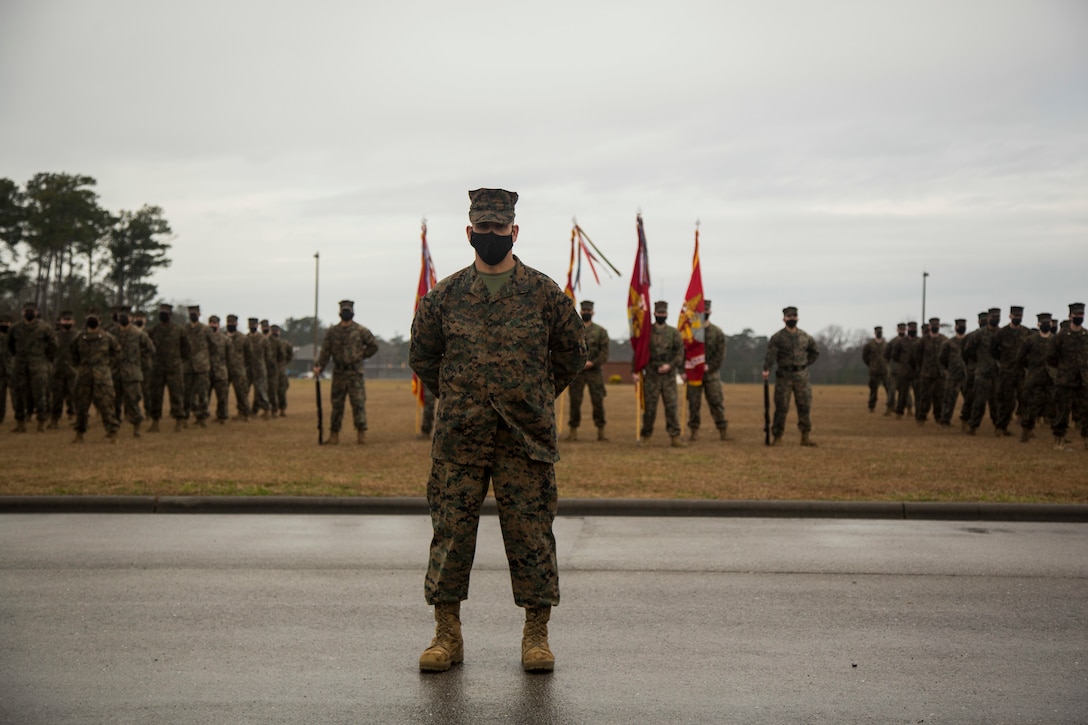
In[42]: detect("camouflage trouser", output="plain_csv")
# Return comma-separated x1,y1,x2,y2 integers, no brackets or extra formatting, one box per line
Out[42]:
73,374,118,434
249,365,269,412
961,368,977,422
113,373,123,422
940,376,967,425
1019,376,1054,431
1051,385,1088,439
210,375,230,421
119,380,144,425
641,370,681,438
276,369,289,412
915,375,944,422
568,368,606,429
424,420,559,607
230,373,251,417
266,366,281,413
893,373,915,415
421,386,436,435
13,361,51,423
993,371,1024,431
50,370,76,420
141,375,152,419
149,366,185,420
0,373,7,423
185,371,211,421
772,370,813,436
330,372,366,432
868,371,894,410
686,371,728,432
967,373,999,430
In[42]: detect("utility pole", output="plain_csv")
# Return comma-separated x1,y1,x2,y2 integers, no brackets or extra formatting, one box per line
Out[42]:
921,270,929,324
313,252,320,364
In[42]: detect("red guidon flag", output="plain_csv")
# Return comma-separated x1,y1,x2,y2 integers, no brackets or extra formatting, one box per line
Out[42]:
412,219,437,406
627,213,652,373
678,223,706,385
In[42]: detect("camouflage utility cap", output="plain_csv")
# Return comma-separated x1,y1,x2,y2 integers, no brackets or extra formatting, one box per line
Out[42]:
339,300,354,310
1010,306,1024,315
468,188,518,224
988,307,1001,316
977,312,988,320
1036,312,1051,322
782,306,798,316
208,315,220,323
654,300,669,314
1070,302,1086,315
907,321,918,329
159,303,173,313
227,314,239,323
188,305,200,314
580,300,594,312
929,317,940,325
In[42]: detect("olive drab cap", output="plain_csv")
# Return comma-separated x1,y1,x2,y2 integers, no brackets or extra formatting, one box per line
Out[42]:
988,307,1001,316
23,301,37,310
897,322,907,329
227,314,239,323
187,305,200,315
654,300,669,314
907,321,918,329
339,300,354,311
977,311,988,320
159,303,173,313
1010,306,1024,315
247,317,259,325
208,315,220,323
929,317,940,325
580,300,594,312
1036,312,1051,322
1070,302,1086,315
873,325,882,331
468,188,518,224
955,318,966,325
782,306,798,316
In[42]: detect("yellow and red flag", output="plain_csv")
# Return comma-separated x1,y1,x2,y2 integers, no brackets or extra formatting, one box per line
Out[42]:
678,223,706,385
411,219,437,407
627,213,652,374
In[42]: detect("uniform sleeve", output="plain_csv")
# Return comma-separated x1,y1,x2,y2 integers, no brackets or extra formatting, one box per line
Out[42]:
362,329,379,360
548,288,588,397
670,329,684,372
763,334,777,372
409,289,444,396
806,333,820,366
316,329,332,370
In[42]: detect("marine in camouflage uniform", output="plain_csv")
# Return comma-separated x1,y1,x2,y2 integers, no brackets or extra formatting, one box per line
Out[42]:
861,326,894,414
273,326,293,416
147,303,191,431
70,310,121,442
206,316,231,424
1047,302,1088,450
182,305,216,427
566,300,609,441
132,311,154,419
991,305,1030,436
409,188,586,674
938,319,968,427
686,299,729,441
1017,312,1056,443
8,301,58,432
49,310,78,427
911,317,947,425
763,305,820,446
640,300,685,445
115,311,156,436
888,322,921,418
314,300,379,444
957,312,988,430
105,305,127,422
883,323,911,416
963,308,1002,434
224,315,252,420
0,314,11,424
246,317,271,418
260,319,280,415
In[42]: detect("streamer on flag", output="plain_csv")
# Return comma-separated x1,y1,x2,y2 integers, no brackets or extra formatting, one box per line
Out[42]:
627,213,652,374
678,222,706,385
565,220,622,301
411,219,437,407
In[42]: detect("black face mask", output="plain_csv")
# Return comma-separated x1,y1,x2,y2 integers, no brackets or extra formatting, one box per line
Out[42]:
988,318,999,328
86,317,100,329
261,328,270,335
209,326,218,333
785,319,798,329
654,316,667,325
470,231,514,266
61,322,73,330
955,326,966,335
875,331,883,339
134,320,144,328
189,313,199,323
119,315,130,326
339,310,353,322
0,325,8,334
227,324,237,333
581,313,592,323
159,312,171,323
1038,324,1051,334
907,329,917,337
1073,316,1085,327
898,331,905,337
24,311,35,322
930,325,940,334
249,326,258,334
1011,317,1022,326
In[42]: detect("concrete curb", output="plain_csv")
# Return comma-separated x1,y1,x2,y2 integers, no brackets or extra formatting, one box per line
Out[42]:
1,495,1086,522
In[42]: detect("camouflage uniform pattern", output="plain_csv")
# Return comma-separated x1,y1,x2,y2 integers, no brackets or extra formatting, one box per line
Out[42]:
938,334,968,425
862,336,894,411
963,323,1000,430
886,334,918,416
568,320,609,430
912,330,947,423
1047,324,1088,440
207,328,231,422
225,328,252,418
247,328,270,413
50,326,78,421
959,316,988,426
116,325,155,425
8,317,57,424
316,320,379,432
687,321,728,433
1017,330,1055,434
148,321,190,421
275,335,293,414
183,322,216,422
992,322,1031,432
410,253,586,607
764,326,820,436
262,329,280,414
70,329,121,434
640,321,684,438
0,326,9,423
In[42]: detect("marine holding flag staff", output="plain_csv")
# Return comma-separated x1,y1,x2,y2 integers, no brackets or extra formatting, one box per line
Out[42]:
762,306,820,447
409,188,587,673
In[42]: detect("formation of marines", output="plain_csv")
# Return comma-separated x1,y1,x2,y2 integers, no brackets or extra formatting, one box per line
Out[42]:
862,303,1088,451
1,301,298,442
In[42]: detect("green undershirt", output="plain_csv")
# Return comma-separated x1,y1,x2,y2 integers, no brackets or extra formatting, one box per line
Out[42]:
477,268,514,296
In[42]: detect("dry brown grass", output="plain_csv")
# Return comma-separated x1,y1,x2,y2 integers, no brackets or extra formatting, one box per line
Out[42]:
1,379,1084,503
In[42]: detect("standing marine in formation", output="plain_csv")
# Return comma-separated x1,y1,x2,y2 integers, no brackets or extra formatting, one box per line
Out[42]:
991,305,1030,437
1047,302,1087,450
938,318,968,428
862,325,894,415
314,300,379,445
115,307,155,437
566,300,609,442
224,314,252,421
8,301,57,433
763,305,820,446
206,315,231,424
639,300,685,447
49,310,78,428
147,303,190,432
685,299,729,441
912,317,946,425
1016,312,1055,443
247,316,271,419
70,309,121,443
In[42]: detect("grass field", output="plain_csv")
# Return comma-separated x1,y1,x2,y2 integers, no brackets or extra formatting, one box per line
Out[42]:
1,379,1084,503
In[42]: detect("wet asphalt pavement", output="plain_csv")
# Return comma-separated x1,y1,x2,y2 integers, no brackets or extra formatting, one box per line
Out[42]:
1,512,1086,724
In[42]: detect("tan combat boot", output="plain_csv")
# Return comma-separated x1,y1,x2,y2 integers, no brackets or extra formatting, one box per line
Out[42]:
107,430,118,444
597,426,608,442
133,422,141,438
670,435,686,448
884,405,893,417
174,418,183,432
72,431,84,444
1020,428,1031,443
196,418,207,429
771,434,782,446
801,431,818,447
279,410,286,418
688,429,699,442
327,431,339,445
566,427,578,442
148,419,160,433
1054,436,1065,450
36,419,45,432
261,409,270,420
719,423,729,441
12,420,26,433
522,607,554,672
46,417,60,430
419,602,464,672
356,429,366,445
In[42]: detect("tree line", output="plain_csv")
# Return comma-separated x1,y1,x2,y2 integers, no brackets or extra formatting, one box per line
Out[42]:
0,173,173,318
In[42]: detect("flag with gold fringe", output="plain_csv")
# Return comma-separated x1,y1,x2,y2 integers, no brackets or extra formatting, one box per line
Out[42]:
411,219,437,408
627,213,652,375
678,222,706,385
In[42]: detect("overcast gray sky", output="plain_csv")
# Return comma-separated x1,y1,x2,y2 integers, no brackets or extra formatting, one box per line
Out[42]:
2,0,1085,341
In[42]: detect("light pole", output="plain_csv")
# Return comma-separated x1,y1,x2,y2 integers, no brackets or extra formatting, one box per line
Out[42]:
313,252,320,365
921,270,929,324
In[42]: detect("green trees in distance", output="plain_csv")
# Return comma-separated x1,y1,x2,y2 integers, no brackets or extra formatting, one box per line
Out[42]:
0,172,173,318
